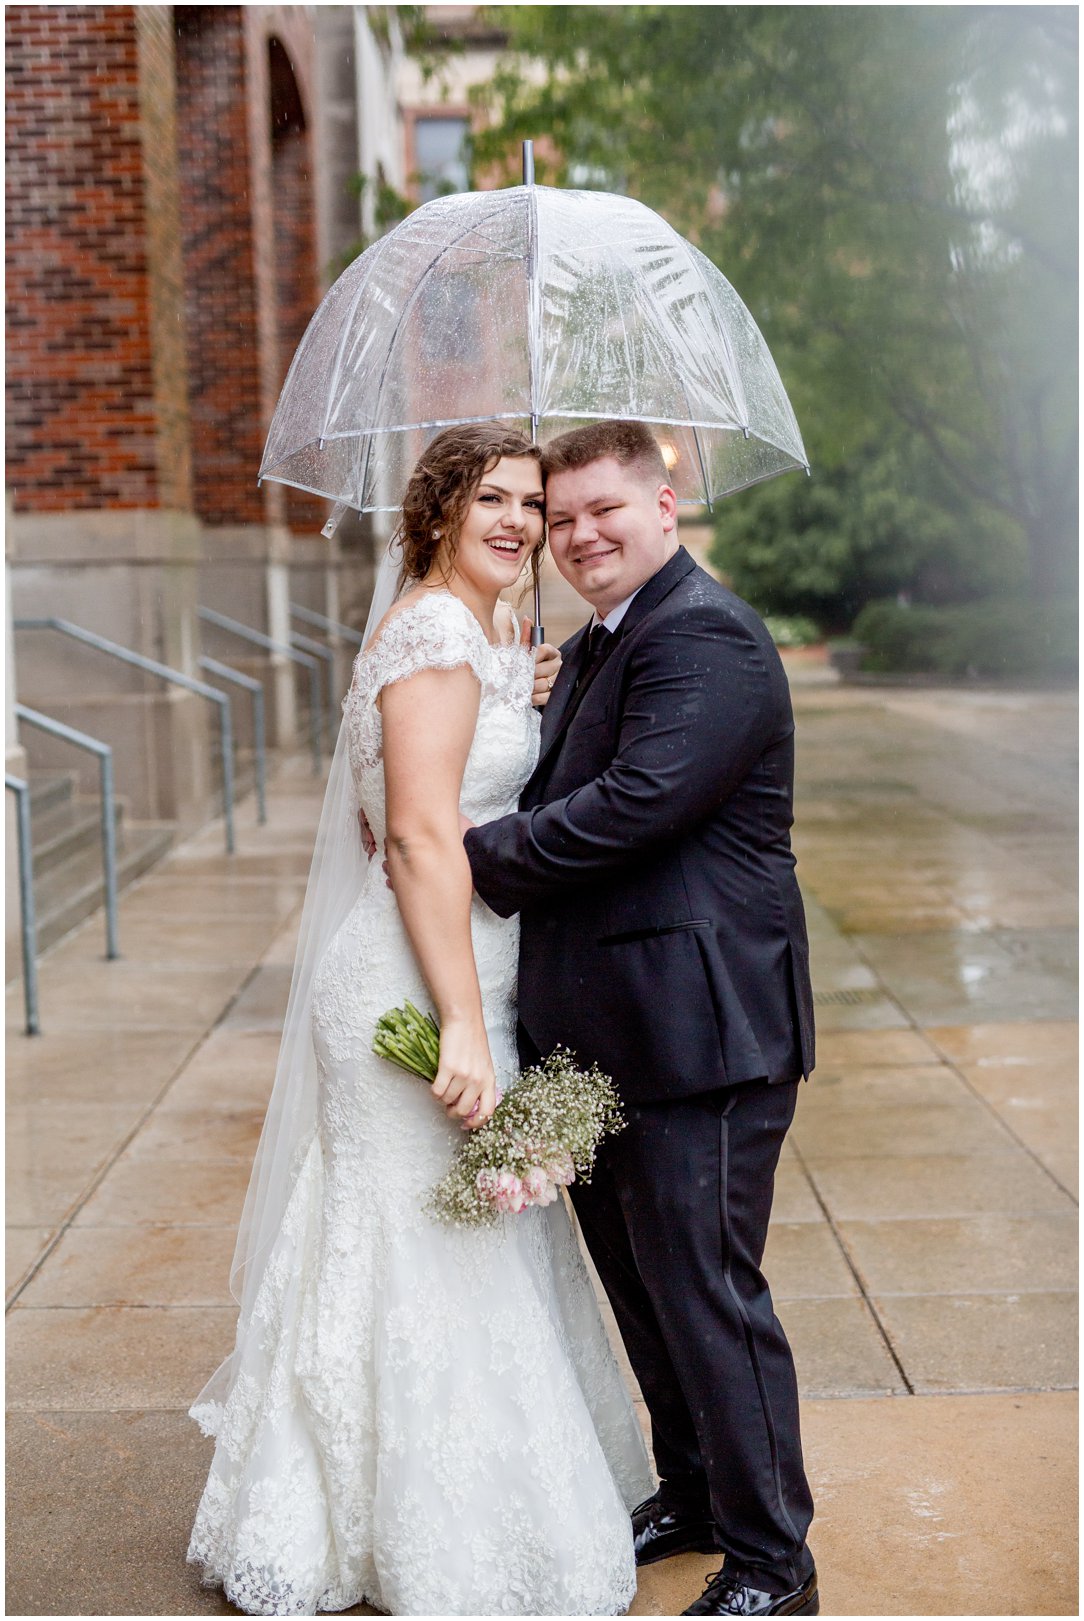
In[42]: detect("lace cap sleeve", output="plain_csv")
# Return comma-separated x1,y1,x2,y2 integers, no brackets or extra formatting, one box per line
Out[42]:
363,591,489,696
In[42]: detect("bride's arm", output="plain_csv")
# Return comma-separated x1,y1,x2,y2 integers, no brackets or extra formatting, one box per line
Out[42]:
381,664,497,1127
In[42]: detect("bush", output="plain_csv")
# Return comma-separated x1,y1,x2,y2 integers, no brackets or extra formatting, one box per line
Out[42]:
851,597,1078,679
711,441,1028,633
761,613,822,648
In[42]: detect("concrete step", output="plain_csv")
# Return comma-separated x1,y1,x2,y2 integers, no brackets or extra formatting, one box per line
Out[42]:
31,798,128,878
16,765,177,959
31,822,175,955
27,770,78,820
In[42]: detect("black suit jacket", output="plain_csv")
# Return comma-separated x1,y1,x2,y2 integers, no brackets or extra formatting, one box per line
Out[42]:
464,547,815,1103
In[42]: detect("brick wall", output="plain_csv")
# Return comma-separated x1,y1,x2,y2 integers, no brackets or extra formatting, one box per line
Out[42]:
6,3,322,533
175,6,266,528
5,4,185,513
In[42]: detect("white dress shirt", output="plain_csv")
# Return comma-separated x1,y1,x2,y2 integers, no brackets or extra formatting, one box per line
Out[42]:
590,583,645,634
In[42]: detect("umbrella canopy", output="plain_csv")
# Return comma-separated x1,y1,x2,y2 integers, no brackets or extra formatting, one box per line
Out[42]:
260,185,807,521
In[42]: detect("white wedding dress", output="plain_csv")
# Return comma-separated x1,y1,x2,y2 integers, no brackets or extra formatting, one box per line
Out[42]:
188,590,654,1617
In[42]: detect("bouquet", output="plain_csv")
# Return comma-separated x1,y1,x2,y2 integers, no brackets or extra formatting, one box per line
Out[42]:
373,1001,625,1228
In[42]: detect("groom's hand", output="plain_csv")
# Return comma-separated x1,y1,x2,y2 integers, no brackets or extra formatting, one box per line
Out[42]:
357,807,376,859
523,617,561,708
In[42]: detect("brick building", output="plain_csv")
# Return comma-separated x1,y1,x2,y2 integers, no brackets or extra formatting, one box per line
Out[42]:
4,7,404,905
5,3,405,958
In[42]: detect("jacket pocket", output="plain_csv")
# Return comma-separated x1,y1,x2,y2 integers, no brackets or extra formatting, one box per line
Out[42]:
598,919,711,946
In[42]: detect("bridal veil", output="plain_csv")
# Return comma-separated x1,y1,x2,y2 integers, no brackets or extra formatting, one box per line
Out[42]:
192,536,403,1429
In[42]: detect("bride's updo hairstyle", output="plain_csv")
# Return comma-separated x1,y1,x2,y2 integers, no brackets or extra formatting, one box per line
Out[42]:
398,422,545,595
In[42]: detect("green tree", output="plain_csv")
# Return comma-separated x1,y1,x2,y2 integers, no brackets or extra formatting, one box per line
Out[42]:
713,434,1026,631
472,5,1077,607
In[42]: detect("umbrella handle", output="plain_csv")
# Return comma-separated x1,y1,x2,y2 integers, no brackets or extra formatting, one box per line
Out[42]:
524,139,544,647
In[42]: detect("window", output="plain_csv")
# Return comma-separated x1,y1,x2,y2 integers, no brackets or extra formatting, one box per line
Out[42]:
414,116,469,202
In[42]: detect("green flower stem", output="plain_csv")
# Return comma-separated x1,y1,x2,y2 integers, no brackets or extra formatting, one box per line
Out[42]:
373,1002,442,1082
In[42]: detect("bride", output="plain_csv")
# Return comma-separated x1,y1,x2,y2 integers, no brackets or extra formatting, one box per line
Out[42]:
187,423,654,1617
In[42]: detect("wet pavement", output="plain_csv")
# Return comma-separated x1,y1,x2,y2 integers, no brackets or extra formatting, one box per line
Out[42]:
6,667,1077,1617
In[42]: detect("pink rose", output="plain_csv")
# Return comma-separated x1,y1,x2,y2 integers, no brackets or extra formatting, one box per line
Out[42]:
548,1150,575,1187
494,1170,527,1214
524,1166,559,1206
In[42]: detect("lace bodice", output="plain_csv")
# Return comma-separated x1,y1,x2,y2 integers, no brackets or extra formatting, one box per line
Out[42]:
342,589,540,846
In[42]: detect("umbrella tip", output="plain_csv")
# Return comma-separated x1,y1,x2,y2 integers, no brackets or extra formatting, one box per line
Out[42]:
321,501,349,540
522,140,535,186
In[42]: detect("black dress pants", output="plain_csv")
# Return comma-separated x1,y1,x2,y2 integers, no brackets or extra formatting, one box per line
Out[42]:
568,1077,815,1589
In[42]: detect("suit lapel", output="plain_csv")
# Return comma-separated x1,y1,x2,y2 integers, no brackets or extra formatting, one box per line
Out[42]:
524,548,698,803
533,624,619,778
610,545,696,637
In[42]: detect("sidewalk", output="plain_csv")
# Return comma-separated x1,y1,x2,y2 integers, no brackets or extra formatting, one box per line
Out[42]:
7,675,1077,1617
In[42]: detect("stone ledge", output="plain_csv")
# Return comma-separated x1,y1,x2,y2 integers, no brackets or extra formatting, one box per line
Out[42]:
7,509,203,567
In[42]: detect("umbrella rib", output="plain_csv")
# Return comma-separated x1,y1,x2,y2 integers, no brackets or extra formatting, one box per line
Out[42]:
627,231,809,495
685,239,807,465
319,234,395,449
690,423,713,513
351,198,518,510
677,242,749,428
525,182,543,434
631,256,726,505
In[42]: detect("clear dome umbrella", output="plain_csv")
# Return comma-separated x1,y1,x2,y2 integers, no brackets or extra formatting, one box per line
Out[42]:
260,144,808,636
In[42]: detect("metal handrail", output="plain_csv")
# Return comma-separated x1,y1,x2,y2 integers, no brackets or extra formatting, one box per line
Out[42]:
197,607,322,774
15,705,119,959
199,659,267,825
13,617,235,854
289,630,337,742
5,774,40,1035
289,602,365,646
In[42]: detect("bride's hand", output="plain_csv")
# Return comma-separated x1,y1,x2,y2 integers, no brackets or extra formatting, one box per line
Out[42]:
431,1017,498,1128
523,618,562,708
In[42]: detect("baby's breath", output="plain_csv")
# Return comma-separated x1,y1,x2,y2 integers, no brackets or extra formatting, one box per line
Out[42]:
372,1007,625,1230
427,1047,625,1228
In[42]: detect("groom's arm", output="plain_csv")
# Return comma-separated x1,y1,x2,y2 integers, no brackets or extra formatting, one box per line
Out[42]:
464,606,780,917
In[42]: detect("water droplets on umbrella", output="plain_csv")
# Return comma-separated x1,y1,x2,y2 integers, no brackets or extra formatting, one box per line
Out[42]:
260,147,809,623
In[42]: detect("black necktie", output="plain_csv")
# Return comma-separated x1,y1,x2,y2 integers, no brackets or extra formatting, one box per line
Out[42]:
575,623,612,689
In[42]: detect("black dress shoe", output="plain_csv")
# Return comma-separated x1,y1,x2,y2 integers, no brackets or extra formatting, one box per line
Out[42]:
682,1566,819,1615
632,1492,719,1567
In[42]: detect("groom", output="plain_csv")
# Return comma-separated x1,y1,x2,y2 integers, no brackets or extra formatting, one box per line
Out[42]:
463,421,818,1618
